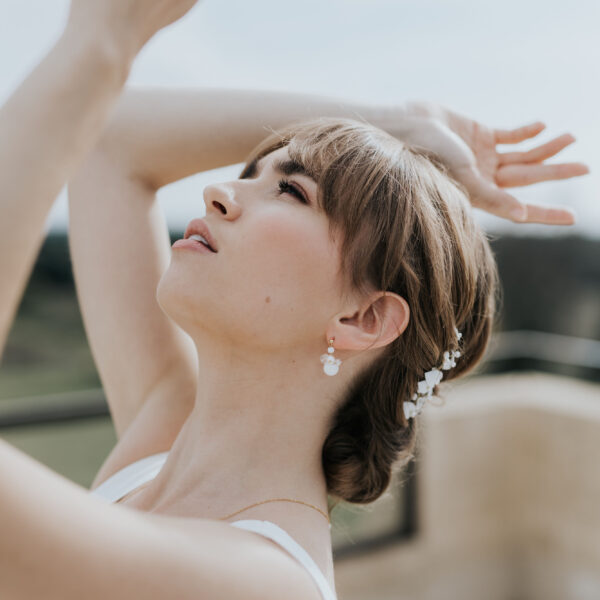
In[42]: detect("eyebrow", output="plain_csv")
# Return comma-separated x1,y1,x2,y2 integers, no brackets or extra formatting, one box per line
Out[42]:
273,158,316,181
241,155,316,182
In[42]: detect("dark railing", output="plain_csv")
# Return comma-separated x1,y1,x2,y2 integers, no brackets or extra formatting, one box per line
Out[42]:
480,330,600,382
0,388,108,429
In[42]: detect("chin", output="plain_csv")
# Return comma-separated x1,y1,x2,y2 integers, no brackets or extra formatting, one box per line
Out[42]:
156,265,228,338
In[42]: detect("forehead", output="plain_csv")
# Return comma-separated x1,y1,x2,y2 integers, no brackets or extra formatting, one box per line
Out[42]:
256,146,290,170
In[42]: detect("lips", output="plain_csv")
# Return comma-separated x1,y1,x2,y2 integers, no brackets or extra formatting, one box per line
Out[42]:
183,219,218,252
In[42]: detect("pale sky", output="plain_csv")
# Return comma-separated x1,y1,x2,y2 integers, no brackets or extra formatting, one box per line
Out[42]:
2,0,598,237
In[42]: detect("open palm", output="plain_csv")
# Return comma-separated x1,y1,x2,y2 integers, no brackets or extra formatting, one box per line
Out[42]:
402,102,589,225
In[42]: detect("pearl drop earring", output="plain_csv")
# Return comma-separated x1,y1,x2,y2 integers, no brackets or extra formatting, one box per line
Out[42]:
320,338,341,376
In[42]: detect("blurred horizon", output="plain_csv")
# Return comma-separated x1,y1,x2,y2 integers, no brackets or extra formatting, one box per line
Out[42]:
2,0,598,238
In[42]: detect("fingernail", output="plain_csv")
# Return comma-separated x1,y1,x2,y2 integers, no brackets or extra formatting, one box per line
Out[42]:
510,206,527,221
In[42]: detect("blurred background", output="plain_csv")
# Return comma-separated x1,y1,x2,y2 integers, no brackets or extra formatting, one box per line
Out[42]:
0,1,598,599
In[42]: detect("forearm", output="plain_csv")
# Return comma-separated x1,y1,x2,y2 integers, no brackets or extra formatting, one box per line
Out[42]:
0,30,132,358
95,87,414,189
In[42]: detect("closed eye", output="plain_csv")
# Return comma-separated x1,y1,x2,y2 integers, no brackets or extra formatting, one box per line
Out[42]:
277,179,308,204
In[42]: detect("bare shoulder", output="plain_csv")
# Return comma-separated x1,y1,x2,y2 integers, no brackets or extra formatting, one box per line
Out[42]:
0,439,321,600
149,515,327,600
108,508,326,600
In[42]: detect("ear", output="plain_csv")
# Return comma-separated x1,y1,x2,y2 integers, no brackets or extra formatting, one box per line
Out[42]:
328,291,410,352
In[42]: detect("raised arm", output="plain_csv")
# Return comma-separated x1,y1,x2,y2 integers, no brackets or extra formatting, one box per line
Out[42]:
0,28,129,360
0,0,199,361
84,87,403,188
78,86,590,206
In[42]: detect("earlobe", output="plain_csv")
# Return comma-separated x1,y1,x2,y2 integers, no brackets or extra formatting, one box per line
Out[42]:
329,291,410,352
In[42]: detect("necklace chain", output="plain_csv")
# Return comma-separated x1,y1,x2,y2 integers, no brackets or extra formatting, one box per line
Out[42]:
218,498,331,523
118,483,331,524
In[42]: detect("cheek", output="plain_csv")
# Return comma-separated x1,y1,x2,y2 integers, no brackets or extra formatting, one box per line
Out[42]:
240,213,341,307
155,210,345,346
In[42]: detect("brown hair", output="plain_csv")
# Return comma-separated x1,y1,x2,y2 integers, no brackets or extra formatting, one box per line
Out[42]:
241,118,500,506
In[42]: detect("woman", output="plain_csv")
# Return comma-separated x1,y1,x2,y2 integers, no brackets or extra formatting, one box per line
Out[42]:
0,2,589,599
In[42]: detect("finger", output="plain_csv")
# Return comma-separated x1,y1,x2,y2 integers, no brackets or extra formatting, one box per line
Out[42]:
498,133,576,165
494,121,546,144
496,162,590,187
519,203,577,226
472,186,575,225
471,189,530,223
456,166,578,225
457,167,529,222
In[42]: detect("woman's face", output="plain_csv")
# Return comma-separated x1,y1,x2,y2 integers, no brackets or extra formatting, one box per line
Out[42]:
157,146,348,353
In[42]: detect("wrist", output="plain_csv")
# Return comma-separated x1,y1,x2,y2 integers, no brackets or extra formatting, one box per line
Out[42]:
369,102,430,141
60,22,137,84
404,100,451,122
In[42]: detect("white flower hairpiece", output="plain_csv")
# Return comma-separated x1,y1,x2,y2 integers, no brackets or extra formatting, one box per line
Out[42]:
403,326,463,421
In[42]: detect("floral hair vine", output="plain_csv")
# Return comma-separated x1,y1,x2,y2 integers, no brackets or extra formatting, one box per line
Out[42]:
403,326,463,421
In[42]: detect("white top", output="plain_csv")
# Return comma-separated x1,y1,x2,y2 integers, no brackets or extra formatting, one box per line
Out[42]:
90,452,337,600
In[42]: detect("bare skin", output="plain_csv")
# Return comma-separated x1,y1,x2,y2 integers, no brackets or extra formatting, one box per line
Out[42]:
0,1,591,597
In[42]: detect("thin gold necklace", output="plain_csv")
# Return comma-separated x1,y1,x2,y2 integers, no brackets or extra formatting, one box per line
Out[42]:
219,497,331,524
118,483,331,525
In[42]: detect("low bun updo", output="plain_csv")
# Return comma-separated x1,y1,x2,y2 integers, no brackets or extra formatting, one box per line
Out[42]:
241,118,500,506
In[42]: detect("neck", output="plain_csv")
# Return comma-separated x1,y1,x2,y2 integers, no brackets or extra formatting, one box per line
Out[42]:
133,336,349,523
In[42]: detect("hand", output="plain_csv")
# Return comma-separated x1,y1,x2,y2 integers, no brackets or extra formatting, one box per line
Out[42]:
66,0,201,60
401,102,589,225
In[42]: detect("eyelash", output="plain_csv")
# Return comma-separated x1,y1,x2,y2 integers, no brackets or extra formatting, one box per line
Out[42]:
277,179,308,204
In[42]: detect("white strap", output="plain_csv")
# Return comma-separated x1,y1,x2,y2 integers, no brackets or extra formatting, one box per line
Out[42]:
89,452,169,503
230,519,337,600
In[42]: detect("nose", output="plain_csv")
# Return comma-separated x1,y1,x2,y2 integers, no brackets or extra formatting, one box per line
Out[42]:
203,182,241,219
